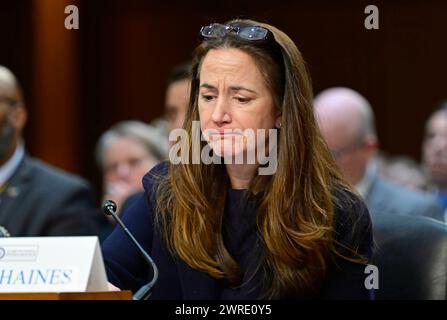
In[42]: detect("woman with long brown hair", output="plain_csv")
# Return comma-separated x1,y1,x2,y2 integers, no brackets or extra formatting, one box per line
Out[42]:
102,19,374,299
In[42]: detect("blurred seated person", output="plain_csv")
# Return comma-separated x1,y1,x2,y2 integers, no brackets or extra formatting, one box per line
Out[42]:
102,19,374,299
165,61,192,132
119,62,193,212
314,87,445,222
376,154,428,191
0,65,101,236
96,120,167,216
422,101,447,220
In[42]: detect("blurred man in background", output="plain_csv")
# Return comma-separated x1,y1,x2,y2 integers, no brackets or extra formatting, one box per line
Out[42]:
164,61,192,132
422,102,447,217
314,87,445,222
145,61,192,154
376,154,428,191
0,65,101,236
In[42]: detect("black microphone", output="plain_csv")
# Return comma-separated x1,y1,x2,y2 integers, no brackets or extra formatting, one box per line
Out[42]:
102,199,159,300
0,225,10,237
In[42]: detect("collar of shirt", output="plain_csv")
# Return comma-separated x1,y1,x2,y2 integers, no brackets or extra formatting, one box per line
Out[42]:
0,143,25,187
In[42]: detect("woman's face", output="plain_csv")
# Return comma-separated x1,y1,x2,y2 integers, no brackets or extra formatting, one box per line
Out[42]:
198,48,279,160
103,136,157,190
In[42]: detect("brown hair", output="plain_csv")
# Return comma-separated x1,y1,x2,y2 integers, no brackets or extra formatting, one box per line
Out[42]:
156,19,362,298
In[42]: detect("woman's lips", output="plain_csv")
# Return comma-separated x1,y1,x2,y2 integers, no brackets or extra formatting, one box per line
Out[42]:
207,129,244,138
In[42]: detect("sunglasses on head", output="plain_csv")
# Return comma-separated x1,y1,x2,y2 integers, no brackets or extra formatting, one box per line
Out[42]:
199,23,273,42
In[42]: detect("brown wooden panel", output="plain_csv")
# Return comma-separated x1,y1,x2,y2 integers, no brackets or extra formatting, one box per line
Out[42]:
31,0,80,172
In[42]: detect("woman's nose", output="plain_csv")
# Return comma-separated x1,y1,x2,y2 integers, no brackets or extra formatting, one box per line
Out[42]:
115,163,131,178
211,97,231,125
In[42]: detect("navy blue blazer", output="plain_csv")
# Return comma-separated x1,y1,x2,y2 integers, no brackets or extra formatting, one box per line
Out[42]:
102,162,374,299
0,154,101,237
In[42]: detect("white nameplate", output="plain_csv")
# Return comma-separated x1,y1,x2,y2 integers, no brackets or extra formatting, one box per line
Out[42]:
0,236,108,292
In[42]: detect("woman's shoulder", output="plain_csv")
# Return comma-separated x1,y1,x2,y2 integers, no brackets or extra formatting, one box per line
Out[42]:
332,187,370,223
142,160,169,191
331,187,373,251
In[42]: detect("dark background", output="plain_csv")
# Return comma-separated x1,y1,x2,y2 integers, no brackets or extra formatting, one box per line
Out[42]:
1,0,446,198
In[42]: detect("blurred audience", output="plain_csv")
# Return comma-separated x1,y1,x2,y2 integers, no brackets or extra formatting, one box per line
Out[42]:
96,120,167,215
376,153,428,191
99,62,192,237
422,101,447,215
0,65,101,236
164,61,192,132
98,62,192,241
314,87,445,222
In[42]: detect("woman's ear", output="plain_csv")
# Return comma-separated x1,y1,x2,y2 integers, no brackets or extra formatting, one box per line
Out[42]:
11,103,27,132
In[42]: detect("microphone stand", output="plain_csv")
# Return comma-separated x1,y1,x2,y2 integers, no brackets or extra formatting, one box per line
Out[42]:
103,200,159,300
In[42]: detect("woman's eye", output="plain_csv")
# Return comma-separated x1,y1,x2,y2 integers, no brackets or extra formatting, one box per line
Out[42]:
201,94,215,102
128,158,142,167
235,97,251,103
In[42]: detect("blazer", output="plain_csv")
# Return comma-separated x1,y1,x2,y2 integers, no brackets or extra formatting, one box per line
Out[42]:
366,174,445,222
0,154,101,236
102,162,374,300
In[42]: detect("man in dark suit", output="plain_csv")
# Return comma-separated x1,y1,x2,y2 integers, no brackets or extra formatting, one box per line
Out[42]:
0,65,101,236
314,87,445,222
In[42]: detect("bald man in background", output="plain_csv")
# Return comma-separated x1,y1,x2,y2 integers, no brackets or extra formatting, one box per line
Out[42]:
0,65,102,236
314,87,445,222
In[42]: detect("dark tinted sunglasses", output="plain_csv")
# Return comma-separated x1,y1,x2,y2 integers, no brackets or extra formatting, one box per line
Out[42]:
200,23,273,42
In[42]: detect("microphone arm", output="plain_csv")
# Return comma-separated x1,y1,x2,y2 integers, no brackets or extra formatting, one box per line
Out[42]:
102,200,159,300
